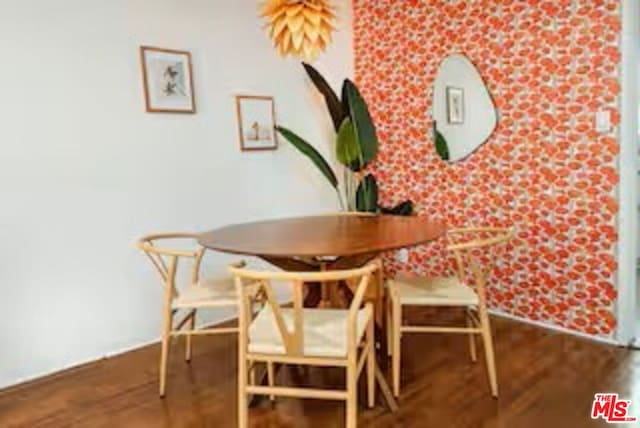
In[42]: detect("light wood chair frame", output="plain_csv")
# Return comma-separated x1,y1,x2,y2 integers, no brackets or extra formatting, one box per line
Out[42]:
387,227,513,398
137,232,239,397
230,261,379,428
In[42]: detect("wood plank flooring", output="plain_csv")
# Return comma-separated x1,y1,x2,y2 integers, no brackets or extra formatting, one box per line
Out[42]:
0,311,637,427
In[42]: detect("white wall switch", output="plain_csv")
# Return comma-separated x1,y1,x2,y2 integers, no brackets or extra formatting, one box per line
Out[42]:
596,110,611,133
396,249,409,263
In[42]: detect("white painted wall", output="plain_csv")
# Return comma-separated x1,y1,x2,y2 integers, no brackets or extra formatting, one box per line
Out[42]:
0,0,353,389
618,0,640,345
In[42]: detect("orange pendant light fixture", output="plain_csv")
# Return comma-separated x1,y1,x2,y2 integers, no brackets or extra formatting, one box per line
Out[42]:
259,0,336,62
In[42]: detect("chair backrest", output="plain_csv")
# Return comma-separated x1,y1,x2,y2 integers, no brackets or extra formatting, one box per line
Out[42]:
446,227,513,302
229,262,379,358
137,233,205,299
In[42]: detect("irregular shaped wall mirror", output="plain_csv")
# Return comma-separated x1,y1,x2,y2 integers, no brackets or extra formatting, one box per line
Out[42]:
432,53,498,162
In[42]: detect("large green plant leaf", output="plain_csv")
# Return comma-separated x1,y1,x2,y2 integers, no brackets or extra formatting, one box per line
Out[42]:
336,118,360,167
380,200,414,216
276,126,338,189
302,62,346,132
434,125,450,161
344,80,379,170
341,80,350,121
356,174,379,213
339,81,363,171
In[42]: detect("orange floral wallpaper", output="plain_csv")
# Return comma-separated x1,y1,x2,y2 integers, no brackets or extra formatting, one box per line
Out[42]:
353,0,621,337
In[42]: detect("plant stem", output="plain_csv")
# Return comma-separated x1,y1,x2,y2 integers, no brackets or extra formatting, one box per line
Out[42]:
343,168,350,211
336,187,345,211
355,137,367,212
347,169,356,211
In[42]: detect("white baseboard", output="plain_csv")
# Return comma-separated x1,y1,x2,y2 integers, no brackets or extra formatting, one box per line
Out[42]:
0,335,159,392
0,313,239,393
102,313,240,359
489,309,623,347
1,292,296,392
4,306,623,393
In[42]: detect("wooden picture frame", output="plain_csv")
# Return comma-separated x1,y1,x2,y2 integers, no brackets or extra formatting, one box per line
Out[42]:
446,86,464,124
140,46,196,114
235,95,277,151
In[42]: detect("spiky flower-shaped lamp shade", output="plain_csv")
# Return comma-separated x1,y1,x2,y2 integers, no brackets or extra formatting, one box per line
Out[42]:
260,0,336,62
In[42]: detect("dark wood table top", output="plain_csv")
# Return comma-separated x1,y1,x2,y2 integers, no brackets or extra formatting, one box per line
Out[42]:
198,215,446,258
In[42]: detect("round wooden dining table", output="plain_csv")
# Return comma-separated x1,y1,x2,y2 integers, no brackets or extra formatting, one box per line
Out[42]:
198,214,446,412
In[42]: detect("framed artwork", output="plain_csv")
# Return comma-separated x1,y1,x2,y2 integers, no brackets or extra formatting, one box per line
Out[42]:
140,46,195,113
446,86,464,124
235,95,277,151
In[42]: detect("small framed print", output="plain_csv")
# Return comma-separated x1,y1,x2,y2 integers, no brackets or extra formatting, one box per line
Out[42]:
235,95,277,151
140,46,195,113
446,86,464,124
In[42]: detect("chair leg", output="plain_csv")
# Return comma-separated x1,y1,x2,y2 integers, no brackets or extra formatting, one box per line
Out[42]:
267,362,275,402
366,315,375,408
392,300,401,398
159,309,172,397
479,308,498,397
185,310,196,362
238,355,248,428
386,297,393,358
346,362,357,428
466,309,477,363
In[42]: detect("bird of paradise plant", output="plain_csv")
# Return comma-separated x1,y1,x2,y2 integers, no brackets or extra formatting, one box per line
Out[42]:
276,63,413,215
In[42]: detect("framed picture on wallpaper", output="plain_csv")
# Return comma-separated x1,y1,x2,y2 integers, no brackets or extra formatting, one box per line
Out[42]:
446,86,464,124
235,95,277,151
140,46,195,113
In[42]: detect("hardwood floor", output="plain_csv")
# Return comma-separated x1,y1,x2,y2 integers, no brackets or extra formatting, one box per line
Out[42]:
0,311,637,428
